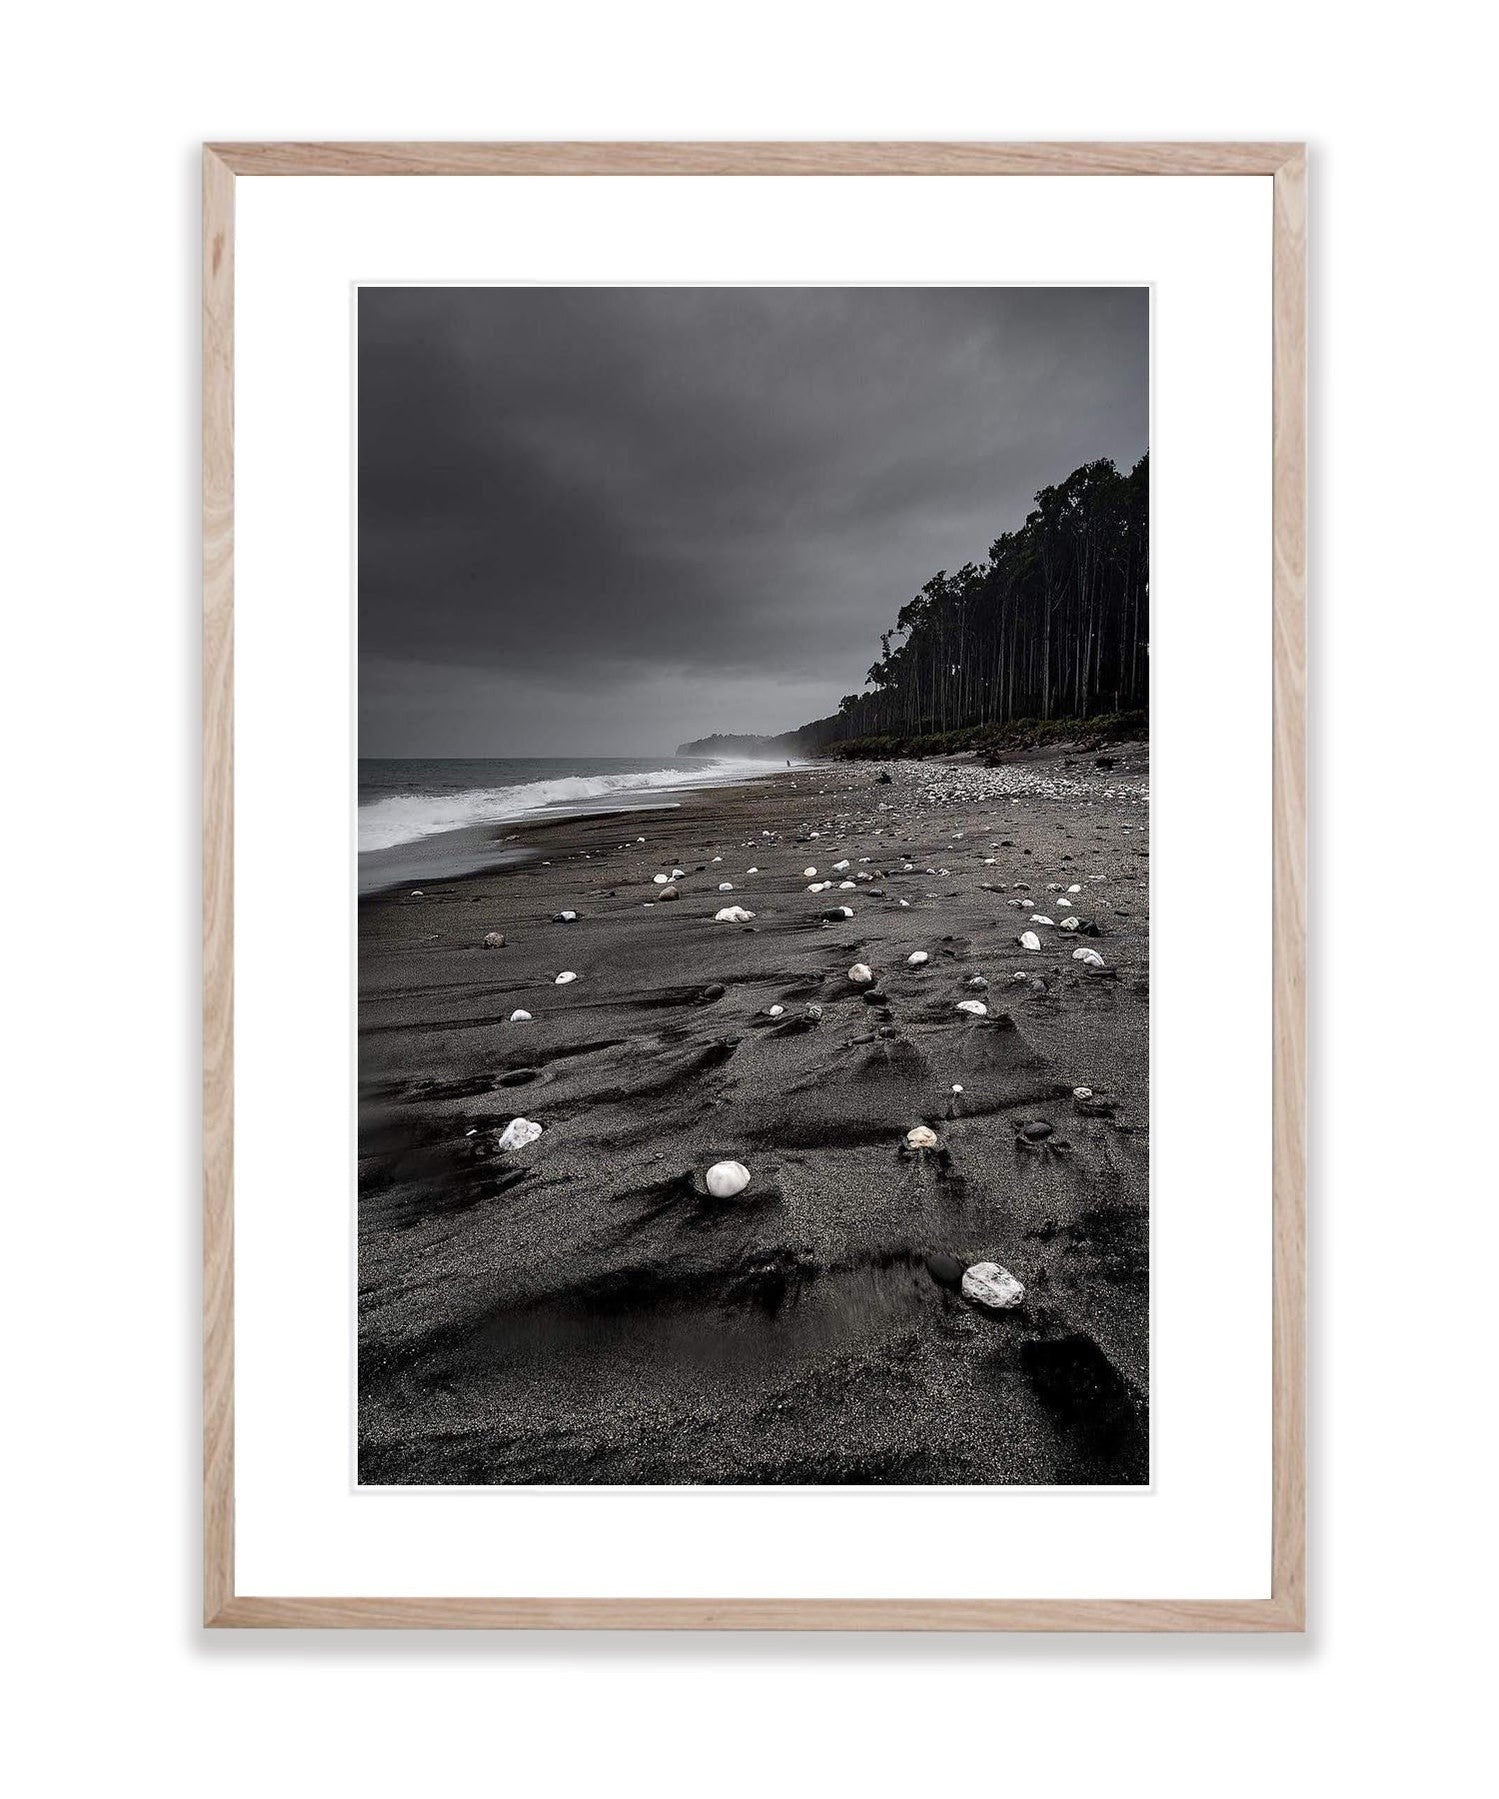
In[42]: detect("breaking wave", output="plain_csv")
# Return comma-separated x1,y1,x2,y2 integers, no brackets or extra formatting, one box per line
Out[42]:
357,759,787,853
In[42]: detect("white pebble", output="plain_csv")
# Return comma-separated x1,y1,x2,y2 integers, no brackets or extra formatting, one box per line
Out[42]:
554,971,578,984
961,1262,1026,1310
1019,931,1042,951
497,1117,542,1152
714,905,755,923
1072,947,1106,966
803,867,818,878
956,999,989,1017
508,1010,532,1022
718,882,734,891
905,1125,938,1149
705,1159,751,1198
907,951,929,965
848,963,874,984
767,1004,784,1018
1073,1086,1094,1099
653,874,669,884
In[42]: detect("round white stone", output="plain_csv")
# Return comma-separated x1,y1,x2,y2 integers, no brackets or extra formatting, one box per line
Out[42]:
554,971,578,984
705,1159,751,1198
848,962,874,984
1019,930,1042,951
907,951,929,965
508,1010,532,1021
956,999,988,1017
905,1125,938,1149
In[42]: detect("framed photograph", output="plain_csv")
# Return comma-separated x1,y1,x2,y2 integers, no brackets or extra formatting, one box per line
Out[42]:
204,141,1305,1629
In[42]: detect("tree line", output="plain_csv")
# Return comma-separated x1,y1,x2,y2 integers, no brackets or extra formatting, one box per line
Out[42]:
808,451,1148,748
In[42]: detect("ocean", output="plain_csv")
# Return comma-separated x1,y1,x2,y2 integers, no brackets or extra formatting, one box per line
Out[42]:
357,755,797,894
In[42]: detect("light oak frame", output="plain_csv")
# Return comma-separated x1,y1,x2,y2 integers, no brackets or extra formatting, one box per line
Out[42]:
203,140,1306,1631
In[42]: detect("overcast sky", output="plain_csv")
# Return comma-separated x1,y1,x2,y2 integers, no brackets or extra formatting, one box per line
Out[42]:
359,286,1147,758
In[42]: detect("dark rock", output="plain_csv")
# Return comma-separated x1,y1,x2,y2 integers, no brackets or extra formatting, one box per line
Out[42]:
1020,1120,1054,1141
924,1251,964,1289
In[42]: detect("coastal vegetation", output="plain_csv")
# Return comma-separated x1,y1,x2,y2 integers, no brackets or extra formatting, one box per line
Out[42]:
679,451,1149,762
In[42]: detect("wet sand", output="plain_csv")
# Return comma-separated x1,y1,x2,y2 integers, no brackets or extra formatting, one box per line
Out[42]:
358,744,1150,1485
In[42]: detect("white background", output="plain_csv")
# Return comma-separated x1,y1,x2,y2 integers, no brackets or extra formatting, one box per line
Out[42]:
4,2,1494,1794
235,176,1268,1598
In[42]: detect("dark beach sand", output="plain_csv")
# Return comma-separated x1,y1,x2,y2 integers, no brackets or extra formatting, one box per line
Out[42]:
358,744,1150,1485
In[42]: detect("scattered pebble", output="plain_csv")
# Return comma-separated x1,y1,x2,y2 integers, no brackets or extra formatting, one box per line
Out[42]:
508,1009,532,1022
482,932,506,948
905,1125,939,1149
552,911,577,922
554,971,577,984
497,1117,542,1152
848,962,874,984
956,999,988,1017
705,1159,751,1198
907,950,929,966
1019,930,1042,951
1072,947,1106,966
714,905,755,923
962,1262,1026,1310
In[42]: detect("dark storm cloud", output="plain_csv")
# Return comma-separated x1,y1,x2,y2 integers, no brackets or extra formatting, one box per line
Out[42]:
359,286,1147,755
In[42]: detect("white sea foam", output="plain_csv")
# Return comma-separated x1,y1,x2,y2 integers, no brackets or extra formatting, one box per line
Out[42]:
358,760,787,853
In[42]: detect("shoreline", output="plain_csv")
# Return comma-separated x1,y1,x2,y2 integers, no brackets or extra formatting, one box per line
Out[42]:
358,743,1150,1485
357,764,808,896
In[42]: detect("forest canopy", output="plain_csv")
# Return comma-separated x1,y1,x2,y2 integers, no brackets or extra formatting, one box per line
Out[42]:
824,450,1147,740
678,450,1149,759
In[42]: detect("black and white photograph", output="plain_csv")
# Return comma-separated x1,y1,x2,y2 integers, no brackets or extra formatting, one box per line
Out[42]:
357,285,1152,1485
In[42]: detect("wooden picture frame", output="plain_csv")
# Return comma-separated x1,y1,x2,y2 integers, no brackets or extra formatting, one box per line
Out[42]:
203,140,1306,1630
